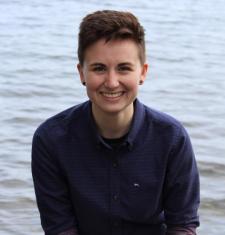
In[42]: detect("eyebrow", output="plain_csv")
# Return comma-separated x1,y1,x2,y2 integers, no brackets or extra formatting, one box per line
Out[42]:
89,63,105,67
117,62,134,67
89,62,135,67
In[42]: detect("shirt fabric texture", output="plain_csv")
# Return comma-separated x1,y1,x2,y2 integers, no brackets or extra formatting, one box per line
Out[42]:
32,99,200,235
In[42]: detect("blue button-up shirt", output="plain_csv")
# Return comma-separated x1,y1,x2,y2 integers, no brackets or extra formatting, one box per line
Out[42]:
32,99,200,235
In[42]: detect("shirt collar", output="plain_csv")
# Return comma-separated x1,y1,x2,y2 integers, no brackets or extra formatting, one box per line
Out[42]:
126,99,145,149
86,99,145,150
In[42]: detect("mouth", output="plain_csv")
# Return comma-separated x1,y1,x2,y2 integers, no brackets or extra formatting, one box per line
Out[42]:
100,91,125,98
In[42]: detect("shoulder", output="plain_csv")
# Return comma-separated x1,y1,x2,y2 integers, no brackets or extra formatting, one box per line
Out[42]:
144,104,182,129
141,103,196,166
142,103,189,141
33,101,90,139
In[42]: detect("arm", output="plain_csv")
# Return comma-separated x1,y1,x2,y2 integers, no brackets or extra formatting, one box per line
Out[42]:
166,225,197,235
32,129,79,235
163,126,200,233
58,228,79,235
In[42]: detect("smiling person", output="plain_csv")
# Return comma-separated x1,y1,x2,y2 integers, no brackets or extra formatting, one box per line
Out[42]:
32,10,200,235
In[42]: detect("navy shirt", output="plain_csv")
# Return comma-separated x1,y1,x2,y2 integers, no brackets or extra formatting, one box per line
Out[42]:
32,99,200,235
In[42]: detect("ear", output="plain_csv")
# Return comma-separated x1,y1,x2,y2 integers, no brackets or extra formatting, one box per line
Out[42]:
140,63,148,82
77,63,85,84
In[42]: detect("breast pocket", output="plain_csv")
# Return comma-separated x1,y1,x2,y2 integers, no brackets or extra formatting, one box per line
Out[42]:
121,177,163,222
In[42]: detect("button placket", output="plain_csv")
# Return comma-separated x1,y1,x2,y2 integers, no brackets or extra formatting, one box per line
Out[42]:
113,194,118,201
113,161,118,168
109,151,121,235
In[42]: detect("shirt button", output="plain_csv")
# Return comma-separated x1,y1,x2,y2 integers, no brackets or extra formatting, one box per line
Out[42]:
113,195,118,201
113,162,118,168
113,221,119,227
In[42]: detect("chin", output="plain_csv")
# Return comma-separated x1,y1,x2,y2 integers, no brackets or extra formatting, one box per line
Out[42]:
96,102,133,115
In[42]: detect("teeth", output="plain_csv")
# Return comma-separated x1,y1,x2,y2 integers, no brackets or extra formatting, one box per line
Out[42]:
101,92,123,98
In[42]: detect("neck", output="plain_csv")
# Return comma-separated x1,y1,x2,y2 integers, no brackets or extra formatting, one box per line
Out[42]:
92,104,134,139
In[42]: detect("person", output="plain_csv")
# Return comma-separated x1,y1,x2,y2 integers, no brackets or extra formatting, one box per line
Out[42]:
32,10,200,235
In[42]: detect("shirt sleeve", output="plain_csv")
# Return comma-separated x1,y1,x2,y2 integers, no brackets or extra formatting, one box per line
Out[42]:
58,228,79,235
163,125,200,227
31,128,79,235
166,225,197,234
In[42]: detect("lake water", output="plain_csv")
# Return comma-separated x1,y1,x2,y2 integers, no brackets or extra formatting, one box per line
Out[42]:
0,0,225,234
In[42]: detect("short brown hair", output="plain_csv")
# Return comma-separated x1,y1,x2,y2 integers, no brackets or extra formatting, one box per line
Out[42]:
78,10,146,65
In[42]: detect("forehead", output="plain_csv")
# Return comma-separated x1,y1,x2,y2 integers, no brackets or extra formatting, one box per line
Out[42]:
83,39,140,64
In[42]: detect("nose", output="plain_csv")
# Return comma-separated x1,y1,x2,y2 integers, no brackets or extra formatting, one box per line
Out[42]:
104,70,120,89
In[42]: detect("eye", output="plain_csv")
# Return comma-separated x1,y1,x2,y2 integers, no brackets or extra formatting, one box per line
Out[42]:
117,65,132,72
92,65,106,72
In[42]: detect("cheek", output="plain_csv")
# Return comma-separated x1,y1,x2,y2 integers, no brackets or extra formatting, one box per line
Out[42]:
86,77,103,93
124,75,140,88
85,74,98,87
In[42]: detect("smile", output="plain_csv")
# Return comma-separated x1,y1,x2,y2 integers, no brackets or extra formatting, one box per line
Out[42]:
100,91,124,98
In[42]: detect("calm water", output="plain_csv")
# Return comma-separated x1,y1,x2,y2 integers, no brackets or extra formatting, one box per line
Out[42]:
1,0,225,234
